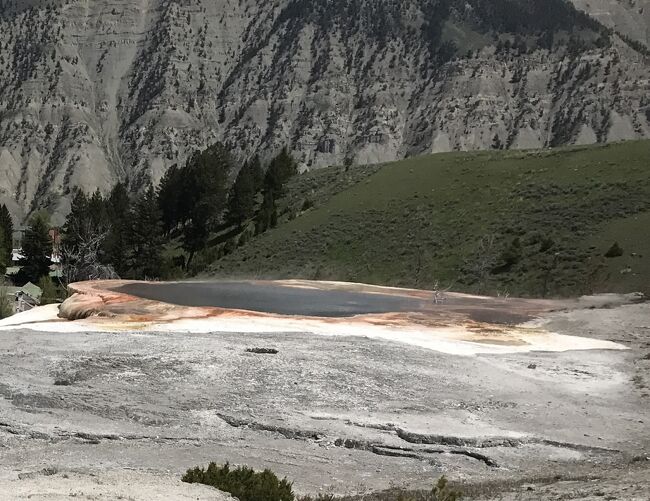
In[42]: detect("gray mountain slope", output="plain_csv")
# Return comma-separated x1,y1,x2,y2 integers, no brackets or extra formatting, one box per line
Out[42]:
571,0,650,45
0,0,648,223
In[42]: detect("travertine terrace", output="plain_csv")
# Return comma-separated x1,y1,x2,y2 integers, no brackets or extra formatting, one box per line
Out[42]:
0,281,648,499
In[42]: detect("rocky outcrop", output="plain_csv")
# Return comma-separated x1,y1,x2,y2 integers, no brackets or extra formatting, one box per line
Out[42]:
570,0,650,45
0,0,648,223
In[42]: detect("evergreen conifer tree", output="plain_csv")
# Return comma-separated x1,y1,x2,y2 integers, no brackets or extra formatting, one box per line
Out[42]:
0,204,13,265
128,186,164,278
180,142,232,268
228,161,256,227
255,190,277,234
88,189,109,229
264,147,298,196
249,155,264,194
104,182,131,276
0,230,8,275
20,213,52,284
62,189,90,253
158,164,183,234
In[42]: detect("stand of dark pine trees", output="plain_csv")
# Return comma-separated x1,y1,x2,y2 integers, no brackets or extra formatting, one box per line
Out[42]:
60,143,298,282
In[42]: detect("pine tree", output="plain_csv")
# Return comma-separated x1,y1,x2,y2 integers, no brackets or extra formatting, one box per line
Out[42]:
158,164,182,234
104,182,131,276
255,190,277,235
128,186,164,278
228,161,256,227
0,204,13,265
20,213,52,284
62,189,90,253
254,148,297,235
180,142,232,268
38,276,61,305
0,230,8,275
88,189,109,230
249,155,264,194
264,148,298,196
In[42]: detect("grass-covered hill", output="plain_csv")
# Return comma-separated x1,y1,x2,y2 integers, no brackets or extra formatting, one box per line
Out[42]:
206,141,650,297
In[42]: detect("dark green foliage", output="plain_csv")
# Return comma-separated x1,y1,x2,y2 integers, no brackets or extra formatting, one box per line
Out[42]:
256,189,278,234
493,237,522,274
264,148,298,197
182,463,294,501
250,155,264,193
370,476,460,501
159,142,233,268
128,186,164,278
617,32,650,56
431,476,461,501
0,204,13,266
20,213,52,284
255,149,298,234
57,143,295,280
228,161,257,226
88,189,109,228
539,237,555,253
301,198,314,212
63,189,94,253
466,0,607,37
0,231,7,275
38,276,63,305
104,183,131,277
61,188,115,281
253,0,610,85
211,141,650,297
604,241,624,258
181,465,462,501
0,279,12,319
158,164,183,234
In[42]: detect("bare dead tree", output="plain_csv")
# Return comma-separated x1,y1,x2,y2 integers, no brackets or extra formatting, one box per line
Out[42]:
60,223,119,286
466,234,499,294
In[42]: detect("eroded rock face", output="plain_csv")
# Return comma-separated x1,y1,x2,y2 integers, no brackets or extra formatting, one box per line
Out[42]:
0,0,648,223
570,0,650,45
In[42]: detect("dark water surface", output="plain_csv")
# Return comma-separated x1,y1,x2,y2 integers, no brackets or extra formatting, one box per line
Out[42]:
116,281,433,317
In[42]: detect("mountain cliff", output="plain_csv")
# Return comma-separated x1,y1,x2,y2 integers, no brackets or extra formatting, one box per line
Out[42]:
0,0,648,223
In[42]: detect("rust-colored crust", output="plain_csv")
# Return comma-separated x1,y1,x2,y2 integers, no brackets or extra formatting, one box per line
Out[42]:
59,280,572,345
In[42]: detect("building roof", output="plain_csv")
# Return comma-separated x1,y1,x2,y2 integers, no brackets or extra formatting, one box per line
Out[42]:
2,282,42,301
5,266,20,276
11,249,24,262
22,282,42,300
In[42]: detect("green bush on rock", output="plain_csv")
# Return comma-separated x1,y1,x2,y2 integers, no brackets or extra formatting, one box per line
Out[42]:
182,463,462,501
182,463,294,501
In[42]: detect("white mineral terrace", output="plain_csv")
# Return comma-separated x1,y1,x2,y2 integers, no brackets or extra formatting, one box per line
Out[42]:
0,280,628,356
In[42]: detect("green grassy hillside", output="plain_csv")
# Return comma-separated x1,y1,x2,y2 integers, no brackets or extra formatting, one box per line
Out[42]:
207,141,650,297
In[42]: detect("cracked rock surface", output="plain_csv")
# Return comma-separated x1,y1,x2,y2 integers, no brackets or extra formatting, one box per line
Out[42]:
0,302,649,499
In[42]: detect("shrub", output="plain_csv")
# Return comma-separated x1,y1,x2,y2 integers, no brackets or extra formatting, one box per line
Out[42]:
0,292,12,319
38,276,63,305
182,463,294,501
430,477,461,501
301,198,314,212
604,241,624,258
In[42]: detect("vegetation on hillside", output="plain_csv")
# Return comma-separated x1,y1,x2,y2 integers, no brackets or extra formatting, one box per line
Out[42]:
266,0,610,71
19,213,53,284
209,140,650,297
183,463,294,501
182,463,461,501
7,138,649,300
0,279,12,319
59,144,298,282
0,204,13,275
